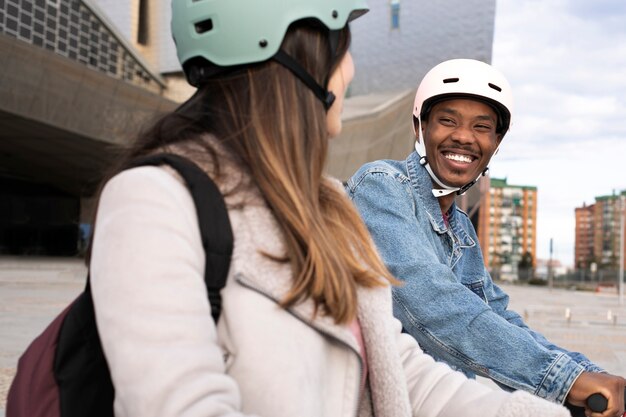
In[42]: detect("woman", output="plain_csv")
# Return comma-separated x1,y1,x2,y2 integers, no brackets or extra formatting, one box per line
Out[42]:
88,1,570,416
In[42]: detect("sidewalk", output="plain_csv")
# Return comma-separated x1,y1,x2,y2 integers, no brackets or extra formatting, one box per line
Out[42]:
0,257,86,417
496,282,626,376
476,283,626,390
1,257,625,414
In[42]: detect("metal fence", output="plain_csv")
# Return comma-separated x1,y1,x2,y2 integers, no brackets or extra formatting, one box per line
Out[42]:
492,267,624,293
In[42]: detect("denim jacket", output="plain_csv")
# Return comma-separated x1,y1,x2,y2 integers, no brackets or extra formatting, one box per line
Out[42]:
345,151,603,403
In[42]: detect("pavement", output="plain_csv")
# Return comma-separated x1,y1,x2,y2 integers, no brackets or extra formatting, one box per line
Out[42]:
475,281,626,391
0,257,87,417
1,257,625,416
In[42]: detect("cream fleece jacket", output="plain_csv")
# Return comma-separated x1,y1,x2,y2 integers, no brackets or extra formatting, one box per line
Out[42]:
90,150,570,417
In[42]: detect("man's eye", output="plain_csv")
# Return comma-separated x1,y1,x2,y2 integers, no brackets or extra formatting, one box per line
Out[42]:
440,118,455,125
476,124,492,130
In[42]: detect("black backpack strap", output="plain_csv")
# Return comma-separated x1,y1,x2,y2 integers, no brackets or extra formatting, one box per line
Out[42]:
52,154,231,417
127,153,234,322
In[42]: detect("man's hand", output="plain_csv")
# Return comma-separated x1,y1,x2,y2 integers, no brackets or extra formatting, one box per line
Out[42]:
567,371,626,417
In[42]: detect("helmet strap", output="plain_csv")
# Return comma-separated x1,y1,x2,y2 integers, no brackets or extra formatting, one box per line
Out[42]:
425,163,459,197
415,131,459,197
456,168,488,195
415,133,486,198
185,62,249,87
456,179,478,195
273,49,336,110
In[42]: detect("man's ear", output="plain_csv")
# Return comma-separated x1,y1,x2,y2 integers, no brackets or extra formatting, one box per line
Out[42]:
418,119,427,140
412,116,421,139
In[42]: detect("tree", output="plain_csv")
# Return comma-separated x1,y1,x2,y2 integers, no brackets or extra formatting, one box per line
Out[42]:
517,251,534,281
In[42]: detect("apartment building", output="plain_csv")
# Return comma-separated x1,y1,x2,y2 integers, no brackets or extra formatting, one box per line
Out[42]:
574,203,595,269
476,178,538,280
576,191,626,271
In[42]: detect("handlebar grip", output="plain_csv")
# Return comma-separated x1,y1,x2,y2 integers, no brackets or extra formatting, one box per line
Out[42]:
586,393,608,412
586,388,626,413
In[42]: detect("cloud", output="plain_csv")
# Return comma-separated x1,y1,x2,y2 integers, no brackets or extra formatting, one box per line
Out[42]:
490,136,626,269
503,87,626,150
491,0,626,266
566,0,626,22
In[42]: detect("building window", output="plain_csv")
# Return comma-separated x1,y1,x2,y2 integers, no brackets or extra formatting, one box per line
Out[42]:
137,0,148,45
389,0,400,29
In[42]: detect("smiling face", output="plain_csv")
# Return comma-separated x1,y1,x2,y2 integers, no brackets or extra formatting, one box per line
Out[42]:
420,98,503,188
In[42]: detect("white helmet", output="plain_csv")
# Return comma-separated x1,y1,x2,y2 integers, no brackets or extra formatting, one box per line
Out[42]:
412,59,514,197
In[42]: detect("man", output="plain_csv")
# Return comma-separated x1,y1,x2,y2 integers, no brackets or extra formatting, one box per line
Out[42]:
345,59,625,414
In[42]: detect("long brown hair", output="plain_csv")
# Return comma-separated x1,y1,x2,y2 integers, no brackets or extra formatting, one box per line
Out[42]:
92,20,396,324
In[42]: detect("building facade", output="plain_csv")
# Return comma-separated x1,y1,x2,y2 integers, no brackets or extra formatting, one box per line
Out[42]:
575,191,626,273
90,0,498,100
595,193,626,270
0,0,175,256
0,0,498,256
574,203,595,269
476,178,538,281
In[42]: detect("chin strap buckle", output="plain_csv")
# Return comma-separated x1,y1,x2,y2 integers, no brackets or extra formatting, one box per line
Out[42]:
457,180,477,195
456,166,490,195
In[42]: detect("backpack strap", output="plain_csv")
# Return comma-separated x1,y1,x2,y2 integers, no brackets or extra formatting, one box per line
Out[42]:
126,153,234,322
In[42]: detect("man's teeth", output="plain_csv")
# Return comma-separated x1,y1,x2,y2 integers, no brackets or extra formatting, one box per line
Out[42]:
445,154,473,163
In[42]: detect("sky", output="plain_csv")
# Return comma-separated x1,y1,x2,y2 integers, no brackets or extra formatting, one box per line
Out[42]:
490,0,626,268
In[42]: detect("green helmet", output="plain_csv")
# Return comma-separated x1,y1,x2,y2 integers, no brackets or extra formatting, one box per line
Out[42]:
171,0,368,69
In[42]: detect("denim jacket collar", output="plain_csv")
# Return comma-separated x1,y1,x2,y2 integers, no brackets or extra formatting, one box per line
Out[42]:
405,151,475,249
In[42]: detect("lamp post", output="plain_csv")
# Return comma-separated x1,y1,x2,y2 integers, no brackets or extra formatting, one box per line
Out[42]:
548,237,554,291
619,194,624,306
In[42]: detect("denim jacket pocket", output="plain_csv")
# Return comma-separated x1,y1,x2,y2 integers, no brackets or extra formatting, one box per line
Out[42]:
464,280,488,304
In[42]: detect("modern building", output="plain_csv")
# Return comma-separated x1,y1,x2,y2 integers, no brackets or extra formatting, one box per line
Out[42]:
90,0,498,99
595,192,626,270
574,203,595,270
0,0,498,256
474,177,538,281
575,191,626,273
87,0,501,182
88,0,193,102
345,0,497,95
0,0,176,255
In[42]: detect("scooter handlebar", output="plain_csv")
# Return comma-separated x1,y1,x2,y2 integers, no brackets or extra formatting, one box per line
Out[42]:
586,392,608,412
586,388,626,413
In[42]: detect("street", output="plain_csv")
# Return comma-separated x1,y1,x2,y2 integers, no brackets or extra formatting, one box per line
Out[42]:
1,257,625,415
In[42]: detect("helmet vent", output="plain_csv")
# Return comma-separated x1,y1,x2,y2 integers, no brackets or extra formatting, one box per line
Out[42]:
195,19,214,34
442,77,459,84
488,82,502,92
